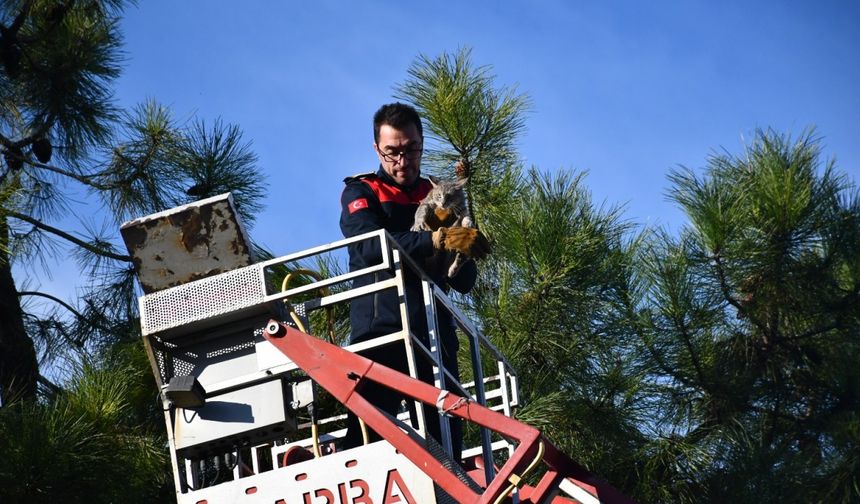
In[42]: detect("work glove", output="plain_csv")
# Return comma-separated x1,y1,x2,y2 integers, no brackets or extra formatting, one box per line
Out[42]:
424,208,457,231
431,227,491,260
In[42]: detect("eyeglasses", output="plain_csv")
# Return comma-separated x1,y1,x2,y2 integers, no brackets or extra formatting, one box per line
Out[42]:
377,145,423,163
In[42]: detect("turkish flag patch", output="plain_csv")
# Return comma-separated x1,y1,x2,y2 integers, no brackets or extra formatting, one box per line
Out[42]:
348,198,369,213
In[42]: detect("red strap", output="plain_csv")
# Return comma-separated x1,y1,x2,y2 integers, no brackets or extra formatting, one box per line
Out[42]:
362,177,431,205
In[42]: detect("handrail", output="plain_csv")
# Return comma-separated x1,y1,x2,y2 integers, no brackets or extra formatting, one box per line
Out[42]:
142,228,523,498
255,228,516,378
254,229,519,471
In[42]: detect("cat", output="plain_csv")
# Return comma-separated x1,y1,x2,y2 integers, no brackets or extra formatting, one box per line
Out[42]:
412,176,473,278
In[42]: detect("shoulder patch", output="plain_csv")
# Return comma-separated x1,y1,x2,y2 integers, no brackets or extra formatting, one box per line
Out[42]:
347,198,369,214
343,172,376,184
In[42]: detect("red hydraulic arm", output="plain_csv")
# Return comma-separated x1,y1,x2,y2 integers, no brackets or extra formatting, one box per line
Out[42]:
262,320,634,504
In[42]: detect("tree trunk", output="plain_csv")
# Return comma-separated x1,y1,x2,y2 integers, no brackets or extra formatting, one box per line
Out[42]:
0,218,39,403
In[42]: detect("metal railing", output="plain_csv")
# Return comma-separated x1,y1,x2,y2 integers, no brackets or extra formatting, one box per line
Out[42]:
139,229,519,498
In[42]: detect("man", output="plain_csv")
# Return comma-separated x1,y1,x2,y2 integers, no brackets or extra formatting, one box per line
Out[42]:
339,102,489,459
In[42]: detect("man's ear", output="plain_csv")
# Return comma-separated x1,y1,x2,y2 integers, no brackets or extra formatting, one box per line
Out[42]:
373,143,387,164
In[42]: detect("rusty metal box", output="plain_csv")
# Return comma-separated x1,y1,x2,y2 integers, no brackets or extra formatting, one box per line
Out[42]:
120,193,255,294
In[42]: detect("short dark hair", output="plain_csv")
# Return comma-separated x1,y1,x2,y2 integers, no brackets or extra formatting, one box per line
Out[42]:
373,102,423,143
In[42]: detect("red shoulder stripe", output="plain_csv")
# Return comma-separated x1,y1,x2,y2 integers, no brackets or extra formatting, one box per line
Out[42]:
363,177,432,205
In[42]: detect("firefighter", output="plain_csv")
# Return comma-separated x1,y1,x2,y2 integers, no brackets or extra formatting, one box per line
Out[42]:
339,102,489,460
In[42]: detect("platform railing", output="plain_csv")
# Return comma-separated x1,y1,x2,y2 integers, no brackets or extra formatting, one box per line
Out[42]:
139,229,519,499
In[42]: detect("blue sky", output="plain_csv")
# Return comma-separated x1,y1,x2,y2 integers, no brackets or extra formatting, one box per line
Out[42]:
109,0,860,254
22,1,860,308
109,0,860,257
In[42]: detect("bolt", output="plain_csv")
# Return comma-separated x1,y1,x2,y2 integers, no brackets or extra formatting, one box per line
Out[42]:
265,320,285,337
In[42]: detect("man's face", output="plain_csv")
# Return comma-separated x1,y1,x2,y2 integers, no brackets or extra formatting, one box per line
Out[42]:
375,123,423,186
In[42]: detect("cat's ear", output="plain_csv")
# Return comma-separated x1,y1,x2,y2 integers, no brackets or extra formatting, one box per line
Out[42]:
455,177,468,188
428,174,440,186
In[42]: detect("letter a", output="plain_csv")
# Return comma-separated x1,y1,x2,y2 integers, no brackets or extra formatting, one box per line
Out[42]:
382,469,417,504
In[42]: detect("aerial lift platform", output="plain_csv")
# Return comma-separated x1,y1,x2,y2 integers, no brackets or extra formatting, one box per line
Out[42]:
121,194,633,504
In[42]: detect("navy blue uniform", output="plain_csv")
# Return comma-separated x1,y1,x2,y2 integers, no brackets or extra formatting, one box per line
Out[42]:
339,167,475,457
339,167,477,349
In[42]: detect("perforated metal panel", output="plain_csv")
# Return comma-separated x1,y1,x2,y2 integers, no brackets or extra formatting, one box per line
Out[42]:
140,264,267,336
152,336,260,384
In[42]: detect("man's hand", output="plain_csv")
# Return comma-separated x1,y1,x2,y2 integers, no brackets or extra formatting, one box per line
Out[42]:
424,207,456,231
432,227,491,259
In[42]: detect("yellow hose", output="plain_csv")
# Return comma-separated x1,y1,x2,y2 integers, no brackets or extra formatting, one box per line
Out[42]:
280,268,334,459
311,422,321,458
492,441,546,504
280,269,336,343
359,418,369,445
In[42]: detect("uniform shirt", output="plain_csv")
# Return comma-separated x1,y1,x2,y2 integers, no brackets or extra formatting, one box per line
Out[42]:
339,167,477,348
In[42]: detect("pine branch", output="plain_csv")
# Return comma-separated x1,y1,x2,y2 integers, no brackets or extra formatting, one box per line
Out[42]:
0,110,55,150
7,211,132,261
37,373,63,396
18,290,87,321
712,253,770,336
786,321,841,342
20,290,121,343
25,157,111,190
0,132,13,150
676,317,709,390
12,113,57,149
644,338,694,389
0,0,33,36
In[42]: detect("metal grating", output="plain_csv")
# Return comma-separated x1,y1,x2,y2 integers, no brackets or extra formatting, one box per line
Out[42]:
154,339,197,382
170,355,196,378
425,433,483,503
140,265,265,336
153,336,258,382
206,339,255,358
154,341,170,382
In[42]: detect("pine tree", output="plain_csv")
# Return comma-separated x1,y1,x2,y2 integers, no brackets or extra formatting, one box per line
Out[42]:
1,2,265,500
397,50,860,503
0,1,264,404
640,129,860,502
0,348,172,503
397,48,649,496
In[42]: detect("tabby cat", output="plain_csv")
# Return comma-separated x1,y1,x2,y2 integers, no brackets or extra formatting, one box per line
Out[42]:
412,176,473,278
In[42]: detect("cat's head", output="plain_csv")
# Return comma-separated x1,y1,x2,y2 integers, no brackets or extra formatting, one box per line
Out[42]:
426,175,468,214
428,174,467,189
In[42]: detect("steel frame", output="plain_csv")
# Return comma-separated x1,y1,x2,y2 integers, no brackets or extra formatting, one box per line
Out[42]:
139,230,524,501
262,320,634,504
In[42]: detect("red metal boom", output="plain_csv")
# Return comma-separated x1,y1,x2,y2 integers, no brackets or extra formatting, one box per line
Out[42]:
263,320,634,504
